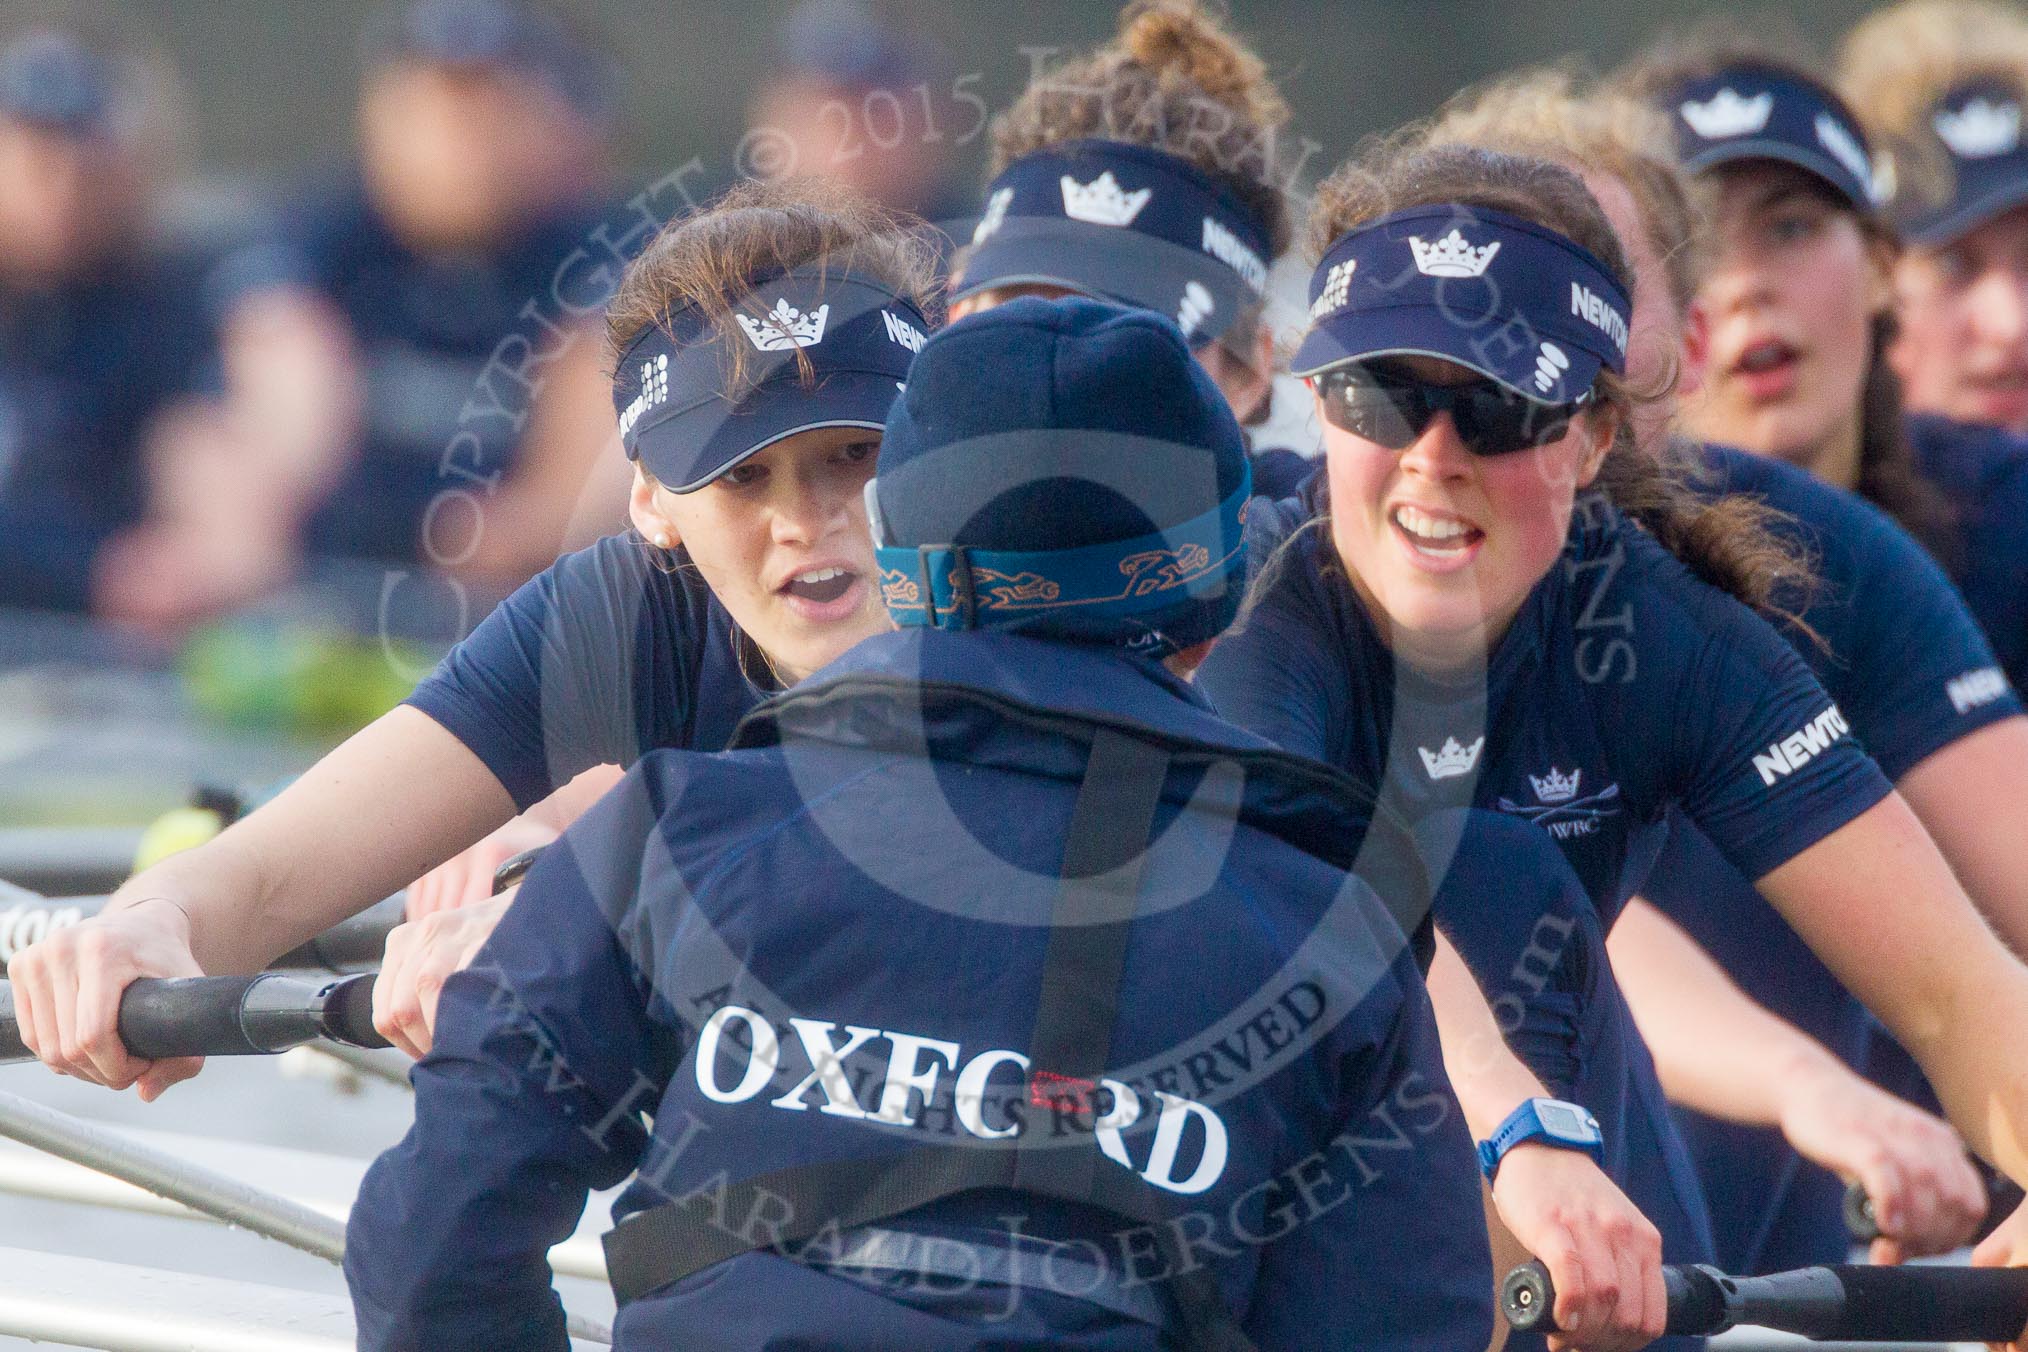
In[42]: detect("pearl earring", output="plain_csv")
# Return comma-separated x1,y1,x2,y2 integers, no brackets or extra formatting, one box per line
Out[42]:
652,530,673,549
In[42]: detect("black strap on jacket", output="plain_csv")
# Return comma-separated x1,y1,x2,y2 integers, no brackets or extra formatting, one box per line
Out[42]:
603,727,1258,1350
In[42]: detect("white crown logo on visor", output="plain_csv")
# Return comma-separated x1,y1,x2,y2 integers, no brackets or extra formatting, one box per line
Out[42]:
1679,87,1774,139
1529,767,1581,803
618,352,668,440
1418,735,1485,780
1814,112,1877,200
1410,229,1501,278
1935,97,2022,159
973,186,1014,244
736,299,830,352
1060,171,1152,227
1533,341,1572,394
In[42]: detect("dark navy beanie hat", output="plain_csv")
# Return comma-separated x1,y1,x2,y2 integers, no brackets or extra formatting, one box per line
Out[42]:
868,296,1251,656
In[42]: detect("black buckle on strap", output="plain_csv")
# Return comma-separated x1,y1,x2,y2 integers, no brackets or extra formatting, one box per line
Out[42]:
917,543,978,631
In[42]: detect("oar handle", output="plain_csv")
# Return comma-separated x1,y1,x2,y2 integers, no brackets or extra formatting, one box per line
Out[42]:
1502,1258,2028,1342
0,973,389,1063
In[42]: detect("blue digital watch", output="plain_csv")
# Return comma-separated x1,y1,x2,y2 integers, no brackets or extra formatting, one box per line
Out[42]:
1478,1097,1604,1181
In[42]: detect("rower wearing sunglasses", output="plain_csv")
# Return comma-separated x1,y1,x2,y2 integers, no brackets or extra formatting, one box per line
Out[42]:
1197,138,2028,1352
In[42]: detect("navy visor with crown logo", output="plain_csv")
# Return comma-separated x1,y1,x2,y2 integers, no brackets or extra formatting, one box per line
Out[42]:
951,139,1273,345
611,270,928,492
1901,78,2028,244
1293,205,1630,404
1666,65,1882,212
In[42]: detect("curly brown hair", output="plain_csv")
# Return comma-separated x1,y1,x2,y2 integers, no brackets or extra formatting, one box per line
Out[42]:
1302,140,1815,624
989,0,1297,258
603,177,942,417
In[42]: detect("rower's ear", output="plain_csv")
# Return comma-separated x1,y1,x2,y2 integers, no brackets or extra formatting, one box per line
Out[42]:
628,467,681,550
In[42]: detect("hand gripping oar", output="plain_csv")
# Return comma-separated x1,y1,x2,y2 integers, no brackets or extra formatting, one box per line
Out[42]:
1501,1258,2028,1342
0,972,391,1063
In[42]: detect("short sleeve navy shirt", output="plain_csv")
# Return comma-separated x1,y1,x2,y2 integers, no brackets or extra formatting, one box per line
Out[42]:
1908,414,2028,688
403,534,771,811
1196,482,1893,921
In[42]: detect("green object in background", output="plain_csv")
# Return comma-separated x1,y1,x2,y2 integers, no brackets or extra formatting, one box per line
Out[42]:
181,623,432,737
131,804,227,873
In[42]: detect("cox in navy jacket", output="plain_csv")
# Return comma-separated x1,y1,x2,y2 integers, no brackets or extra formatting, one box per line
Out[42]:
345,629,1495,1351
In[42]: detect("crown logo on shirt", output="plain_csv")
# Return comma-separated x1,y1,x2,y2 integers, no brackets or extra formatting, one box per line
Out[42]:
1935,97,2022,159
1528,767,1581,803
1060,171,1152,227
1814,112,1876,198
1409,230,1501,279
1418,735,1486,781
736,299,830,351
1679,87,1774,139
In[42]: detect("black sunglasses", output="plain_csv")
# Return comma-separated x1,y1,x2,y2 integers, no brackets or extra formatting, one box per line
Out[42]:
1314,363,1591,457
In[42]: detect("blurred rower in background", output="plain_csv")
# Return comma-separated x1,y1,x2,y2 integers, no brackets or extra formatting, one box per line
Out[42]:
0,22,262,625
211,0,632,606
1841,0,2028,439
745,0,969,239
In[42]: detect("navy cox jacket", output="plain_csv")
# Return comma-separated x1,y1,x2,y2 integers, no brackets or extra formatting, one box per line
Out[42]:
345,629,1493,1351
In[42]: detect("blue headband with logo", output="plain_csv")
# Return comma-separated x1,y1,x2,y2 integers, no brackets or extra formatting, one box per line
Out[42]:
869,466,1252,636
1901,78,2028,244
1666,64,1882,212
612,269,928,492
1292,204,1630,404
952,139,1273,344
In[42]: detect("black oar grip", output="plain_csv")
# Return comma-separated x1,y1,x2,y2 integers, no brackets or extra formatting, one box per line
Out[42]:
1500,1260,1725,1336
119,975,270,1058
1828,1264,2028,1343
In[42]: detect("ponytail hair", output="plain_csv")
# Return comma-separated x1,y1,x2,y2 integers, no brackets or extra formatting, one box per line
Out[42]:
991,0,1298,257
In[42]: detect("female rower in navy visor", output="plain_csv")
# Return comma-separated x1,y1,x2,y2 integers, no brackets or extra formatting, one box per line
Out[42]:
946,0,1318,499
1627,44,2028,689
1843,0,2028,439
1195,140,2028,1351
1619,42,2028,1272
9,180,937,1079
1427,69,2003,1283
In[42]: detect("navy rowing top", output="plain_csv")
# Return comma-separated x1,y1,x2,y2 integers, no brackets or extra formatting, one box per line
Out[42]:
1909,413,2028,687
403,533,771,810
1195,480,1893,920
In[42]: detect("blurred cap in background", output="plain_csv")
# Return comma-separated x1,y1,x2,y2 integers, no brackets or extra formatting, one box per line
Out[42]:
363,0,619,128
0,28,113,136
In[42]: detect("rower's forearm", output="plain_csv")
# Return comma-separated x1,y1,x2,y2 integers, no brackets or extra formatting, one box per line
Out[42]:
1609,898,1842,1127
1427,929,1549,1139
1915,969,2028,1182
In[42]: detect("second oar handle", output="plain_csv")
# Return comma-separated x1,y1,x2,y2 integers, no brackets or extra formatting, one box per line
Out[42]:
119,973,389,1059
1503,1259,2028,1342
